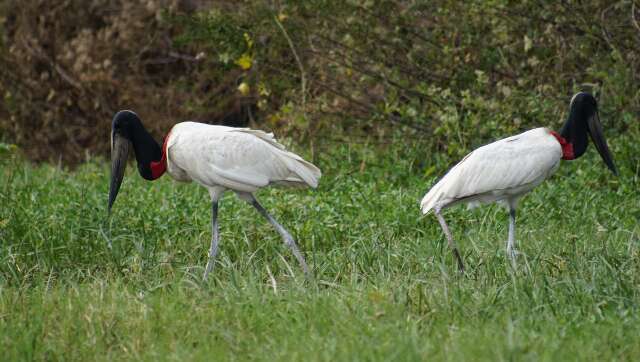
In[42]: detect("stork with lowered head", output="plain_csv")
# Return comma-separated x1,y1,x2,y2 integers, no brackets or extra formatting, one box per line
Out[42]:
108,110,321,279
420,92,618,272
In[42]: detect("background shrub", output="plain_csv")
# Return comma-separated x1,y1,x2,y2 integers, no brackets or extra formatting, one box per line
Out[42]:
0,0,638,163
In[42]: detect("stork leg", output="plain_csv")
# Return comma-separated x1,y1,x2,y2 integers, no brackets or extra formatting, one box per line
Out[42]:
249,196,310,276
434,208,465,272
506,207,517,267
203,200,220,280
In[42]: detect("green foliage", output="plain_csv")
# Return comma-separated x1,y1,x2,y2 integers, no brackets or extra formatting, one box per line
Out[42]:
1,1,638,163
1,134,639,360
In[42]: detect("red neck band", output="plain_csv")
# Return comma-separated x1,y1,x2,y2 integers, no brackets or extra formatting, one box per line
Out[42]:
150,130,172,180
550,131,575,160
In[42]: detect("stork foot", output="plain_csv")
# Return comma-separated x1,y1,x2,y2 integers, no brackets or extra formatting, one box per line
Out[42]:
506,247,518,268
453,248,465,273
249,196,311,278
435,209,465,274
284,235,310,276
203,258,215,280
202,199,220,281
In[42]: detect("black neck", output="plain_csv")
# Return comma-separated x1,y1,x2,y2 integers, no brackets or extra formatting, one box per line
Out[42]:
559,104,591,159
129,120,162,180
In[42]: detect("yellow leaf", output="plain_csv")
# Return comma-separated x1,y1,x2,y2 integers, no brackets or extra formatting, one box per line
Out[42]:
237,82,250,96
243,33,253,49
258,82,270,96
524,35,533,52
235,54,253,70
424,165,436,177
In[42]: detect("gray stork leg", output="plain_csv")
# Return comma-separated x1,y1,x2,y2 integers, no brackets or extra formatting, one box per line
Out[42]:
506,207,517,267
250,197,310,276
203,200,220,280
434,208,465,272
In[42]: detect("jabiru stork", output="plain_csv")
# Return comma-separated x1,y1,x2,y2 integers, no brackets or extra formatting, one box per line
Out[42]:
108,110,321,279
420,92,618,272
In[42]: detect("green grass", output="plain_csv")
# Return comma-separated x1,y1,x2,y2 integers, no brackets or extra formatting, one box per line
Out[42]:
1,134,639,361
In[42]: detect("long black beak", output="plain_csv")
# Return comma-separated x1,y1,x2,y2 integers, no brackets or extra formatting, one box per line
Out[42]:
108,131,130,213
587,112,618,176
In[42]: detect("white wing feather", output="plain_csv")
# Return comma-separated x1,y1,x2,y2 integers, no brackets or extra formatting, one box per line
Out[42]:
165,122,321,192
420,127,562,214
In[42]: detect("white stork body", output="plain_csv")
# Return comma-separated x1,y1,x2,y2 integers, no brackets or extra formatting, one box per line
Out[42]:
165,122,320,278
108,112,320,279
166,122,320,197
419,93,618,272
421,127,561,213
420,128,562,270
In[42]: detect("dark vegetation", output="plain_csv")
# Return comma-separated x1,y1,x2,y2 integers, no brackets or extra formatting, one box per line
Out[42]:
1,0,638,162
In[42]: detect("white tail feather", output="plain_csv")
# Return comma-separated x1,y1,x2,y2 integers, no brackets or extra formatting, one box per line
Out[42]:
232,128,321,188
281,154,321,188
420,180,445,214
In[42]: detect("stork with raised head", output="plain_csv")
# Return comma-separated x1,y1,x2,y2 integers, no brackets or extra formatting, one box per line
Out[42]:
108,110,321,279
420,92,618,272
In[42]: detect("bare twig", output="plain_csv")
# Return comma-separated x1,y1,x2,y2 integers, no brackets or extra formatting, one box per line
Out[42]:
306,47,441,107
274,16,307,119
311,32,445,82
355,3,441,49
600,3,618,53
142,51,202,65
313,79,432,133
632,1,640,34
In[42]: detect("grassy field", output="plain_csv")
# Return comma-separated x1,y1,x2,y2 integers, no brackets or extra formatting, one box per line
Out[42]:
1,133,639,361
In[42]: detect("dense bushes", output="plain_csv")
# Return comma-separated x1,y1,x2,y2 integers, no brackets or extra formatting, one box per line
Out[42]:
0,0,253,162
0,0,638,163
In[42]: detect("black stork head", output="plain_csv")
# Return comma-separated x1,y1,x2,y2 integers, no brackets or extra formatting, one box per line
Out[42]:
560,92,618,175
108,110,163,213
